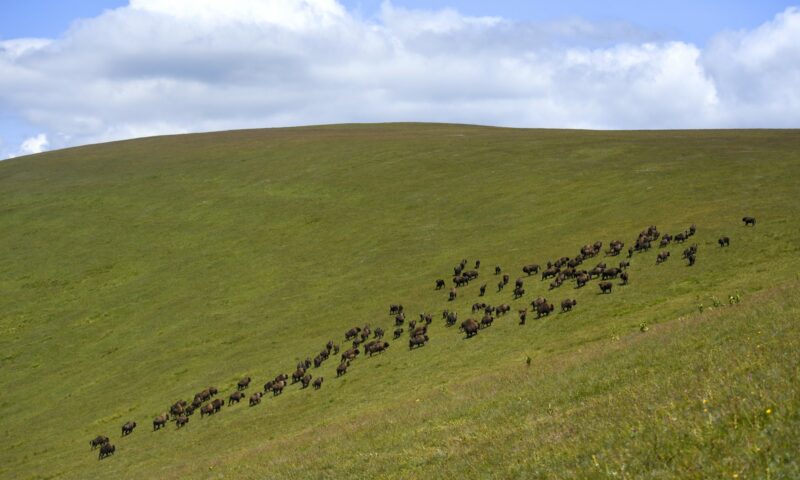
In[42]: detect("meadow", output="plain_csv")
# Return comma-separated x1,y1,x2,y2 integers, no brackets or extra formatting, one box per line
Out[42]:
0,124,798,479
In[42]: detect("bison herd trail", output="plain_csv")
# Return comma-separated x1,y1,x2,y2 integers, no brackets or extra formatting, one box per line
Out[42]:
87,217,756,461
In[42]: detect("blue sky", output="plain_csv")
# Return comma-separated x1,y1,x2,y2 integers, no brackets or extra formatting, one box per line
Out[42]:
1,0,792,44
1,0,799,158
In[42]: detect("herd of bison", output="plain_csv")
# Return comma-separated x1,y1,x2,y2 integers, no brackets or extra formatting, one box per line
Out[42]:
88,216,757,459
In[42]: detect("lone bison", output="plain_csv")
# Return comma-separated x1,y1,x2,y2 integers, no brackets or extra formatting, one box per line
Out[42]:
718,236,730,247
742,216,756,226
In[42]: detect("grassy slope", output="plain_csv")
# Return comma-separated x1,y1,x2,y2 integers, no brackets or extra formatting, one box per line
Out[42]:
0,124,798,479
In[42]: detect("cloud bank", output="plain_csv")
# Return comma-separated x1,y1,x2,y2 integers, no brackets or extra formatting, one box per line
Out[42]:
1,1,799,157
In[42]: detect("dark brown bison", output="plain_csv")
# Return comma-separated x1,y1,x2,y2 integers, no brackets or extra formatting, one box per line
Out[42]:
200,404,214,417
409,334,429,349
536,302,554,318
718,236,730,247
176,415,189,428
619,260,630,270
656,251,670,264
480,314,494,328
90,435,109,449
374,327,385,339
389,304,404,315
344,327,361,340
464,270,479,280
522,264,540,275
496,304,511,315
460,319,479,338
599,282,613,294
121,422,136,437
445,311,458,326
601,268,621,279
292,368,305,383
495,266,502,274
336,362,349,377
561,299,577,312
301,373,312,388
502,274,510,285
211,398,224,412
228,391,245,405
153,413,168,431
620,271,629,285
575,273,589,288
518,309,528,325
449,288,457,301
472,302,486,313
237,377,251,391
475,260,481,269
514,286,525,298
436,279,446,289
395,313,405,326
542,267,558,280
249,392,262,406
687,253,696,266
98,443,115,460
742,216,756,226
393,327,403,339
479,284,487,296
313,377,324,389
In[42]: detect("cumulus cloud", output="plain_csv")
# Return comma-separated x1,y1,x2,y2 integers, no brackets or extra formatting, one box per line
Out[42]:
0,1,798,156
5,133,49,159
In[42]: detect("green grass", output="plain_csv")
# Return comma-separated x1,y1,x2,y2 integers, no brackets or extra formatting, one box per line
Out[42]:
1,124,798,479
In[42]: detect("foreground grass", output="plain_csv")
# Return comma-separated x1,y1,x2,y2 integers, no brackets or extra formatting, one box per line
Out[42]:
0,124,798,479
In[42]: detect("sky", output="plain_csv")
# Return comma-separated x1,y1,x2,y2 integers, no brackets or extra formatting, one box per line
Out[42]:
0,0,798,158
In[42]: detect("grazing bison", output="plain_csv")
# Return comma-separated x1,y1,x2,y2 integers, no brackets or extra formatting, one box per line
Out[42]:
393,327,404,339
271,381,286,396
518,309,527,325
449,288,457,301
336,362,349,377
542,267,558,280
153,414,168,431
460,319,480,338
523,264,540,275
90,435,109,449
176,415,189,428
409,335,429,349
436,279,446,290
249,392,262,406
98,443,115,460
121,422,136,437
561,299,577,312
656,251,670,264
344,327,361,340
620,271,629,285
313,377,324,389
237,377,251,391
742,216,756,226
599,282,613,294
228,391,246,406
718,236,730,247
464,270,479,280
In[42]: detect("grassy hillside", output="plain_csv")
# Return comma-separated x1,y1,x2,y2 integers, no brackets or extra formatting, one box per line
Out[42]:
0,124,798,479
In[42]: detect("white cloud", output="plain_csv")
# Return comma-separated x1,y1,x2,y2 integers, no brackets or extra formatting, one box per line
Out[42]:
5,133,49,159
0,1,798,155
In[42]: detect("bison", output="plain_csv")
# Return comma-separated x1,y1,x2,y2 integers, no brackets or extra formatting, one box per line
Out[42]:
620,271,629,285
344,327,361,340
718,236,730,247
436,279,446,289
599,282,613,294
271,381,285,396
742,216,756,226
409,335,429,349
656,251,670,264
561,299,577,312
121,422,136,437
460,319,479,338
522,264,540,276
200,404,214,417
228,391,245,405
449,288,457,301
176,415,189,428
237,377,251,391
90,435,109,449
336,362,349,377
153,414,168,431
518,309,528,325
313,377,324,389
249,392,262,406
98,443,115,460
393,327,404,339
536,302,554,318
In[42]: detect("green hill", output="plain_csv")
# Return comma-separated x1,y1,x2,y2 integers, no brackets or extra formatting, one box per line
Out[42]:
1,124,798,479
